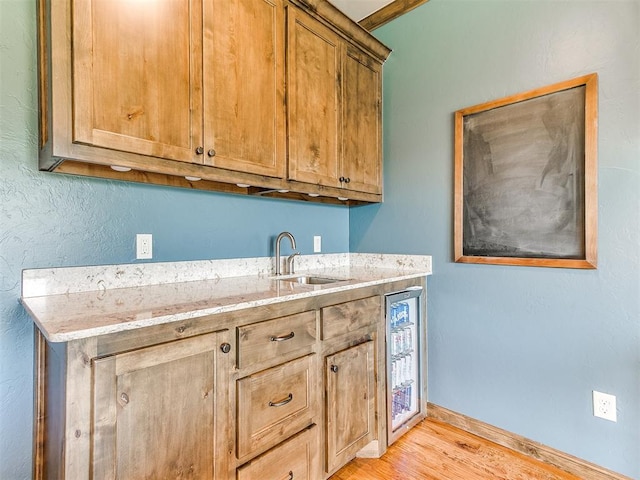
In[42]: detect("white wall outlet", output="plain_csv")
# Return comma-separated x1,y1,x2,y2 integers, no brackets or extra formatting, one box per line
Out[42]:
136,234,153,260
593,390,617,422
313,235,322,253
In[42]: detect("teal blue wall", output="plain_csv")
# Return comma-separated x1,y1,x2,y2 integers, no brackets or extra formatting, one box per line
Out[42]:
2,0,638,478
0,1,348,477
351,0,639,477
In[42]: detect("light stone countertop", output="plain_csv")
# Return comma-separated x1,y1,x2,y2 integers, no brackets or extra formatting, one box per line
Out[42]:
21,253,432,343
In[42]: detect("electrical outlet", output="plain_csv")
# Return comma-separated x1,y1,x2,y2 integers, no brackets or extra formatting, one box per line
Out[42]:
593,390,617,422
313,235,322,253
136,234,153,260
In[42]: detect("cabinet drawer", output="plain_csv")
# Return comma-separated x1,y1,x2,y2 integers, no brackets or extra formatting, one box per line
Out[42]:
237,425,319,480
237,354,317,459
322,296,381,339
238,311,316,369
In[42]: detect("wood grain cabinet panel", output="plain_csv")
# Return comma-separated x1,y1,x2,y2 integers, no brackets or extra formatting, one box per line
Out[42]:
322,295,381,340
72,0,203,162
204,0,286,178
237,354,317,461
287,7,342,189
91,331,230,479
342,46,383,195
237,425,320,480
237,310,316,370
325,341,376,474
287,6,385,197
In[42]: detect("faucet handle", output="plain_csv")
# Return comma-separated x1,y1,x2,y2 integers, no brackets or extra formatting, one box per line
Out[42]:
286,251,300,275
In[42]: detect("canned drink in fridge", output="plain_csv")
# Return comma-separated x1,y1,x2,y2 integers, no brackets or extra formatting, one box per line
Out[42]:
390,303,396,329
405,326,412,353
396,302,409,325
394,330,403,357
391,359,397,389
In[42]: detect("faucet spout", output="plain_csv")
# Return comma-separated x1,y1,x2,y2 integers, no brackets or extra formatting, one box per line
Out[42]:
275,231,297,276
286,251,300,275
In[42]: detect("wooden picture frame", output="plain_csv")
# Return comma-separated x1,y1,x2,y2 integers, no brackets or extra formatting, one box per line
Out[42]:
454,74,598,269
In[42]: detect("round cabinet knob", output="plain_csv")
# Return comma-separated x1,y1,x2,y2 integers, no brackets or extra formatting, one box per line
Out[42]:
330,364,339,373
195,146,204,155
339,176,346,183
220,343,231,354
344,177,351,184
207,149,216,157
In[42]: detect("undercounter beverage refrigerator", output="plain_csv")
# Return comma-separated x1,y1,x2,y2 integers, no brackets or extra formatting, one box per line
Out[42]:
386,286,426,444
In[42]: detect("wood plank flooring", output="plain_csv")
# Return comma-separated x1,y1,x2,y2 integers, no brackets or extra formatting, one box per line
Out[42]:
330,419,582,480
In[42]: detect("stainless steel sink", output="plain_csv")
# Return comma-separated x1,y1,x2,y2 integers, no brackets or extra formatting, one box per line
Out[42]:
278,275,344,285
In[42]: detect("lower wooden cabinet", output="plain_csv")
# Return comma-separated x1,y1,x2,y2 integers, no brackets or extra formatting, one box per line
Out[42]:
325,341,376,474
91,332,229,478
237,425,319,480
34,280,425,479
35,329,232,480
236,354,318,461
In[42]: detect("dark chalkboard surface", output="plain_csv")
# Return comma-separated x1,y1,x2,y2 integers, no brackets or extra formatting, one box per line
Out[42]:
454,74,598,269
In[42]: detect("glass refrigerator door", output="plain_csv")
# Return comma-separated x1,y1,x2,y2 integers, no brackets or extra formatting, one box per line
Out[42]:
387,289,421,438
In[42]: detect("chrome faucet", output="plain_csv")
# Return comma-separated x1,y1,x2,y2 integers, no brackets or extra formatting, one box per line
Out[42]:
286,251,300,276
275,231,297,275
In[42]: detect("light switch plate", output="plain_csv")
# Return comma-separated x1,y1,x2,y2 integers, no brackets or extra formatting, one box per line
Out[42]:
313,236,322,253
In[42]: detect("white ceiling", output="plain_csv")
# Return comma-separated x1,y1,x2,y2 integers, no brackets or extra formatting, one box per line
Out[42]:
329,0,395,22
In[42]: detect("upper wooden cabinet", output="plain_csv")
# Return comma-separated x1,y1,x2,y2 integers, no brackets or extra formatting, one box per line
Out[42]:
205,0,286,178
70,0,285,178
342,46,383,195
287,7,342,189
38,0,390,203
72,0,203,163
287,9,383,195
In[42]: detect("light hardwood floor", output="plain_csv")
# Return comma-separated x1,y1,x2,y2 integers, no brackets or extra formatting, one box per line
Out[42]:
330,419,581,480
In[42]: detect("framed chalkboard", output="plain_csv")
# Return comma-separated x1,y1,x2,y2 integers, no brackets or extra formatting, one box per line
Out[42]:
454,74,598,268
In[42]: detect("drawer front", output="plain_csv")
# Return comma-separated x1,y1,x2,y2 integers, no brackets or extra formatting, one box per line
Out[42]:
237,425,319,480
322,296,381,339
237,354,317,460
238,311,316,369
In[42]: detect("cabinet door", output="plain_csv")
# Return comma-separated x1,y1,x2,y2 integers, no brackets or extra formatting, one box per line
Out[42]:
325,340,376,473
72,0,203,162
287,7,342,188
342,46,383,195
204,0,286,178
91,331,230,479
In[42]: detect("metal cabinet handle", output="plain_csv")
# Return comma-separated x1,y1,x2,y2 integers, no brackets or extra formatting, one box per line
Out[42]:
288,471,294,480
344,177,351,183
268,393,293,407
339,176,346,182
330,364,339,373
195,146,204,155
270,331,295,342
207,149,216,157
220,343,231,354
120,392,129,404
